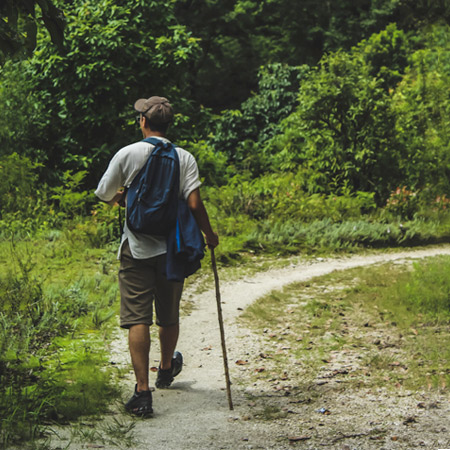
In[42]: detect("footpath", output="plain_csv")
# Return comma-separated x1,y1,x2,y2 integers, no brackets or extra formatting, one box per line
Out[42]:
55,246,450,449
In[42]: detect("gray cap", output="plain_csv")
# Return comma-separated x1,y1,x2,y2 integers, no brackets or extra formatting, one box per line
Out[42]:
134,96,174,124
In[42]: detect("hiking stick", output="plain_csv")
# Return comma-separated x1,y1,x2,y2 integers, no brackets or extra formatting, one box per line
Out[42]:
210,248,234,411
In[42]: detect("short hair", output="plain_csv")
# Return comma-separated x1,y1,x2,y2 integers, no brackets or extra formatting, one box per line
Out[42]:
144,116,170,134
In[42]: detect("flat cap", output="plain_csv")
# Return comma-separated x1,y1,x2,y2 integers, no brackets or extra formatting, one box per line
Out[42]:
134,96,174,124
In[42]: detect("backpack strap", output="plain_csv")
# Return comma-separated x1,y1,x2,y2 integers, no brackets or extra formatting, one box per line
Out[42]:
142,136,174,148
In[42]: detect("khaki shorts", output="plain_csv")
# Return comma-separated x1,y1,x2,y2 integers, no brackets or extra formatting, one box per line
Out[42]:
118,240,184,328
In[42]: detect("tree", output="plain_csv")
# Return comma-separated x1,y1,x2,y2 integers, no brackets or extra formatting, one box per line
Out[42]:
0,0,201,186
392,24,450,195
269,49,403,202
0,0,64,61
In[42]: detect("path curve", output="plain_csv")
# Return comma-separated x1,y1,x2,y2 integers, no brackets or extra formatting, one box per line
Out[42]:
106,245,450,450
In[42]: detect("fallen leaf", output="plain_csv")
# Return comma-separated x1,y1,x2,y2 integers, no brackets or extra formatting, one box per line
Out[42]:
255,367,265,373
235,360,248,365
411,328,418,335
391,436,399,441
201,345,212,351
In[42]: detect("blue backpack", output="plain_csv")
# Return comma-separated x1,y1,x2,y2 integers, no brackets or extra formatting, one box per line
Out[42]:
126,137,180,236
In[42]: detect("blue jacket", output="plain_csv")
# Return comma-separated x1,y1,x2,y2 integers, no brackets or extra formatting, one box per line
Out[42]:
165,199,205,282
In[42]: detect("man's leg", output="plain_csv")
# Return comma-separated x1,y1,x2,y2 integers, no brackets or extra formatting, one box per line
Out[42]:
129,324,151,392
159,323,179,370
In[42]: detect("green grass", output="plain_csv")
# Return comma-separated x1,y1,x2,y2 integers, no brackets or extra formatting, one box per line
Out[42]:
2,216,450,446
0,237,122,447
239,255,450,392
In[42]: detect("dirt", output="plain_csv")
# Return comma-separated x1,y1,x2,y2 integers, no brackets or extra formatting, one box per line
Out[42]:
54,246,450,449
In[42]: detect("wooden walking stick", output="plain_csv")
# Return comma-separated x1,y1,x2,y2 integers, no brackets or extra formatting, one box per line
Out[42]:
210,248,234,411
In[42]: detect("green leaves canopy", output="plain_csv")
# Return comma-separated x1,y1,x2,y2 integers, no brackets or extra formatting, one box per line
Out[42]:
0,0,201,184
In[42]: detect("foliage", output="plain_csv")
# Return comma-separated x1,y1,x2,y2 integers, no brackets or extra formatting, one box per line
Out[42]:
50,170,95,218
176,0,438,110
269,49,402,201
382,186,419,220
0,0,202,186
180,140,229,186
209,63,304,174
0,0,64,61
0,153,39,216
392,24,450,196
204,171,376,224
0,241,119,446
355,23,411,89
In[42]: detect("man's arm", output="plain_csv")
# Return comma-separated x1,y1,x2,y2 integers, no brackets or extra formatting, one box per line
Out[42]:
187,188,219,248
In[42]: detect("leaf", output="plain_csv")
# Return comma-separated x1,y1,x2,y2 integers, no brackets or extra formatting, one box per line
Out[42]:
235,360,248,365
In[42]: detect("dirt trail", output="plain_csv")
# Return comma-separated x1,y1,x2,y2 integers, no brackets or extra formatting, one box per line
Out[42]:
64,246,450,449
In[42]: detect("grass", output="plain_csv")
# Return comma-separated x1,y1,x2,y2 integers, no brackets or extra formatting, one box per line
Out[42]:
239,255,450,395
1,217,450,447
0,236,122,447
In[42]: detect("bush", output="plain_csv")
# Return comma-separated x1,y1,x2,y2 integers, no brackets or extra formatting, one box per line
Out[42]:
210,63,304,175
268,49,403,202
392,24,450,196
204,171,376,225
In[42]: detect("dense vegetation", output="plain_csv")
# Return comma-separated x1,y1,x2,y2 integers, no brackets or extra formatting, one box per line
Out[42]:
1,0,450,445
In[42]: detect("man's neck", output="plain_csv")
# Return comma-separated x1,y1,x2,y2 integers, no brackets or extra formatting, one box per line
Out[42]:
143,129,165,139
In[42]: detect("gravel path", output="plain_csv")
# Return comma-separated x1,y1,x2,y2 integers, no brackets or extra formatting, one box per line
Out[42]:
58,246,450,449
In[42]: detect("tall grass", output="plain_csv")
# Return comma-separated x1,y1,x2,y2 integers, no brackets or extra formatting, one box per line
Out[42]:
0,241,120,447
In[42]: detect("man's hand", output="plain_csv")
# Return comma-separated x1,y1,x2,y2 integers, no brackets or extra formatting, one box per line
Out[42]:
205,232,219,249
107,190,125,206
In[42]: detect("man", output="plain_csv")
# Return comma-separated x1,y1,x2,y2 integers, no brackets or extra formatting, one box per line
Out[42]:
95,96,218,416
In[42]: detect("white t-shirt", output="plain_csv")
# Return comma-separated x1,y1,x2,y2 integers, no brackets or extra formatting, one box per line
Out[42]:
95,137,201,259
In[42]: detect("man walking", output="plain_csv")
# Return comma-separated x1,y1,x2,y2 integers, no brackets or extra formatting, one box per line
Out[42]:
95,96,218,416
